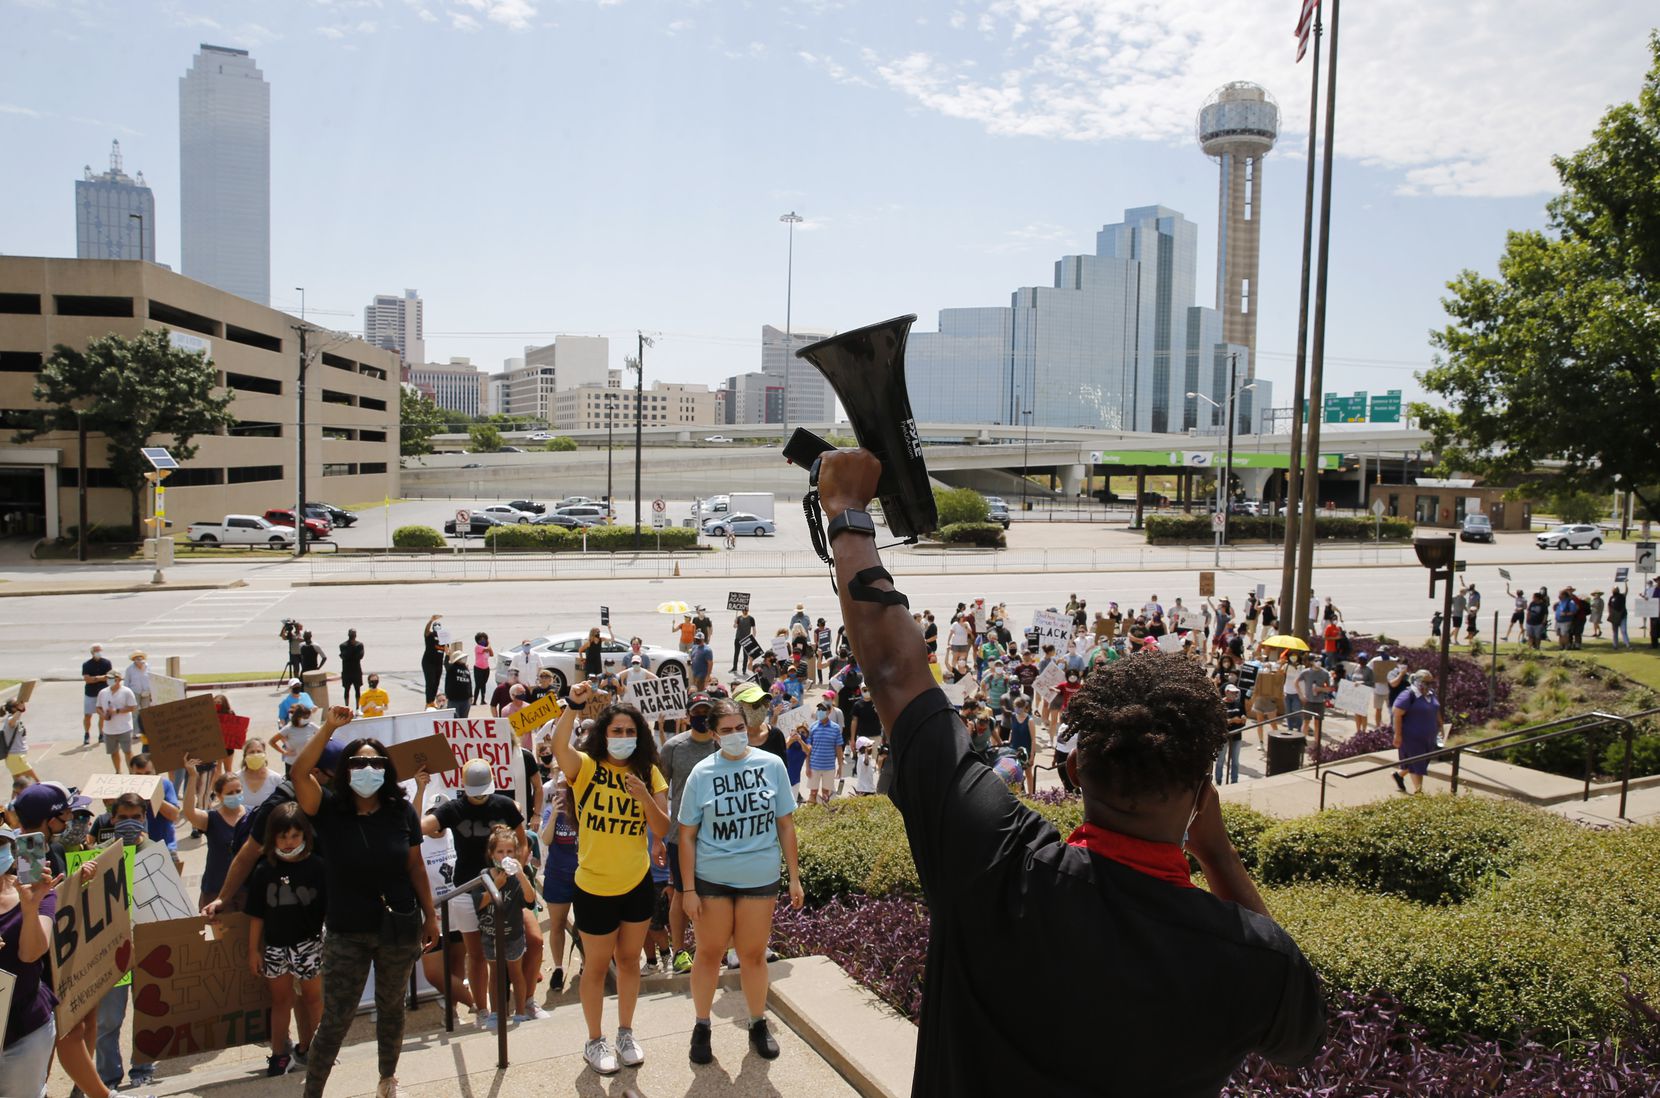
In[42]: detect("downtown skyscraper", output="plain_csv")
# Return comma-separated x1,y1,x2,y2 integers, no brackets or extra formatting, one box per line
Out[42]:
75,140,155,261
179,44,270,305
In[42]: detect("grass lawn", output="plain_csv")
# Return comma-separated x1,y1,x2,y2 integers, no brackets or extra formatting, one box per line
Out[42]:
1560,643,1660,693
183,671,285,685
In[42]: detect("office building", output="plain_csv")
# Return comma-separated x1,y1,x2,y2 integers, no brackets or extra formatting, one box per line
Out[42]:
364,289,425,365
497,335,611,420
76,141,156,262
553,382,715,432
761,325,836,424
179,44,270,305
406,358,489,418
717,372,784,425
0,256,399,537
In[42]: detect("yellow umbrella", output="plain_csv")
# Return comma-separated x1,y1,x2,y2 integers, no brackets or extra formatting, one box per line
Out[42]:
656,601,691,615
1260,634,1310,652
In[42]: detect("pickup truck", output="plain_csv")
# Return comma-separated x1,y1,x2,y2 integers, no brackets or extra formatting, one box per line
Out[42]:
186,515,295,547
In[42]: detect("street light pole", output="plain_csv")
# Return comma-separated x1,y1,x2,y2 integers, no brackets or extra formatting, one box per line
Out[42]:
605,390,614,514
1021,405,1031,513
779,212,803,434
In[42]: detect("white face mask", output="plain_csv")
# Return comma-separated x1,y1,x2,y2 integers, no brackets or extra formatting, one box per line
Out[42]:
718,730,749,757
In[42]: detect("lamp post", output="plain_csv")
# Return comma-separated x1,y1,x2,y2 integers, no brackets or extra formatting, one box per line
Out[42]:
1189,370,1258,567
779,211,803,434
605,389,614,514
1020,404,1032,513
127,212,145,262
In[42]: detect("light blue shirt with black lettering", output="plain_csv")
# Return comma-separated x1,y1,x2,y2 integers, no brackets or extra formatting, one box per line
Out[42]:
677,748,794,889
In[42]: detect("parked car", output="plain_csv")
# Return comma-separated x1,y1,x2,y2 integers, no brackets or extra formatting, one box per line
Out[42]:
703,435,733,443
554,504,608,524
532,512,595,528
306,501,359,527
495,633,689,693
186,515,295,547
263,509,331,540
1536,523,1603,550
1460,513,1494,543
477,504,535,524
702,512,775,537
556,496,598,509
444,513,508,538
699,496,730,514
507,499,546,515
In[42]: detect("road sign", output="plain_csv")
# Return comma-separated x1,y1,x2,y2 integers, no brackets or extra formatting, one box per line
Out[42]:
1638,542,1657,574
1211,512,1225,531
651,498,666,514
651,512,666,529
1323,392,1368,423
1370,499,1386,517
455,509,471,528
1369,390,1403,423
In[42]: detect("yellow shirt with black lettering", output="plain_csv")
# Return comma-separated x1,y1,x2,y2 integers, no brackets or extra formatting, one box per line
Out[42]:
570,753,667,896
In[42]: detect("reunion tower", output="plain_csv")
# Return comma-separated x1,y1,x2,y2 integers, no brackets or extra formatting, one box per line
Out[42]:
1198,82,1279,361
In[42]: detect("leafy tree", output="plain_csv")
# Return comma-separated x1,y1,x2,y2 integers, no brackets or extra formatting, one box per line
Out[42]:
14,328,235,531
399,387,447,456
1418,33,1660,522
543,435,578,452
1544,489,1605,525
933,486,988,526
468,423,504,453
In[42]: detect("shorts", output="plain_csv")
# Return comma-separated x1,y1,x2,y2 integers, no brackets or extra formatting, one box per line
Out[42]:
663,840,685,892
694,877,779,900
261,936,324,980
481,926,527,964
423,928,464,956
1510,611,1524,625
542,863,577,906
84,696,100,716
650,880,671,931
949,645,969,656
447,892,481,934
573,873,655,937
805,769,835,796
103,731,133,756
5,753,31,776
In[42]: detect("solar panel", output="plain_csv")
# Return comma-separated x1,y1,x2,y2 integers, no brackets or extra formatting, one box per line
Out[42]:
141,447,179,470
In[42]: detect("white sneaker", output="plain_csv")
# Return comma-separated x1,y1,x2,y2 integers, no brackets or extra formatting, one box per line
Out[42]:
616,1027,645,1067
585,1037,620,1074
376,1079,406,1098
477,1011,497,1030
523,1002,552,1020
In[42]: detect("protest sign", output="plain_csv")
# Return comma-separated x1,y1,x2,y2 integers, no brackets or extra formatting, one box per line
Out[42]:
82,772,166,814
386,733,461,779
1031,662,1066,703
600,606,610,627
140,694,223,774
131,914,271,1065
130,843,194,924
343,708,453,748
507,693,562,739
0,679,37,708
741,635,764,667
1255,583,1266,601
1156,632,1187,654
1250,670,1285,719
728,592,751,612
218,713,250,752
428,717,519,795
1371,658,1398,685
0,970,14,1046
51,841,132,1031
1634,597,1660,620
1333,680,1373,715
149,674,186,707
771,635,790,661
1031,610,1072,649
776,705,816,735
66,844,135,987
628,676,688,722
1615,567,1629,584
1198,571,1216,597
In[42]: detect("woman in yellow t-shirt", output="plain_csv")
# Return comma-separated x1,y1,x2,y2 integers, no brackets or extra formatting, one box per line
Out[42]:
551,680,670,1077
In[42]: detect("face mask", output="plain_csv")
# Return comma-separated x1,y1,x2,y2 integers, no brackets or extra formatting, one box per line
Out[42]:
606,736,637,760
65,818,91,847
349,768,386,796
368,681,380,690
221,793,244,811
689,714,709,733
0,846,13,876
114,818,146,846
719,730,749,756
243,753,267,771
275,842,307,861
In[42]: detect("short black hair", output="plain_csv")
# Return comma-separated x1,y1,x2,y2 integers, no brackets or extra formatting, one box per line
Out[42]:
1068,655,1225,805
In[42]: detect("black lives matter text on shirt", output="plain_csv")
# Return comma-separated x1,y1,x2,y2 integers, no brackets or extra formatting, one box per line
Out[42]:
309,789,421,935
245,856,327,947
706,764,777,842
580,763,648,837
430,793,523,889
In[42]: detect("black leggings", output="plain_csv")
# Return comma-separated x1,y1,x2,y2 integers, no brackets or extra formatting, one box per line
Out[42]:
473,667,489,703
422,652,443,705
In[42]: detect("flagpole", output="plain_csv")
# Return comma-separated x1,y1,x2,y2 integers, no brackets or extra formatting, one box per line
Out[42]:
1294,0,1342,637
1278,5,1322,628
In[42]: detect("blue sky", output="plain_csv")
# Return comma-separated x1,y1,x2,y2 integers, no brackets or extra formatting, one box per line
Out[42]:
3,0,1655,413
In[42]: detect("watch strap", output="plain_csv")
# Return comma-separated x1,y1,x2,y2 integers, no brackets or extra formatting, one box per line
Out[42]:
826,509,876,543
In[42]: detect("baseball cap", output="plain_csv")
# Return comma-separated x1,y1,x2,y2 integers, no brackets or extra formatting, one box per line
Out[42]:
694,631,705,641
732,682,766,704
289,678,303,689
14,783,71,827
69,794,95,815
317,740,345,774
0,826,18,844
688,693,713,712
463,759,495,797
630,655,642,665
1224,684,1241,694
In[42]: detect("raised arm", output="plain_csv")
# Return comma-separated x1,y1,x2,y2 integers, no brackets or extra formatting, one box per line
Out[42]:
293,706,352,815
551,683,589,782
179,763,210,831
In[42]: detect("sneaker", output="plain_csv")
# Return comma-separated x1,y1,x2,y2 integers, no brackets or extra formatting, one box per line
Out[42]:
289,1045,308,1069
1392,772,1407,793
511,1013,527,1024
724,947,740,970
523,1003,551,1020
550,966,565,993
672,950,693,974
127,1066,156,1086
83,732,90,746
689,1021,713,1065
376,1078,406,1098
749,1018,780,1060
584,1037,620,1075
477,1011,498,1030
616,1027,645,1067
265,1052,291,1077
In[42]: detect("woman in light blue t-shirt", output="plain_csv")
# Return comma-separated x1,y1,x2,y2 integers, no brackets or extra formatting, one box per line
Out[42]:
677,699,803,1066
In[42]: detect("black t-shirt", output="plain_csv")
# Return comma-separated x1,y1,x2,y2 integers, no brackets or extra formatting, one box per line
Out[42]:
888,687,1326,1097
246,855,328,946
849,700,883,744
307,788,421,934
923,621,938,652
755,726,788,763
82,656,112,698
237,780,299,852
734,614,755,639
339,641,365,676
429,793,523,890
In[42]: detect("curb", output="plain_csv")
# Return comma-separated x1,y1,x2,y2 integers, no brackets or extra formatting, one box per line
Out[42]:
0,578,247,598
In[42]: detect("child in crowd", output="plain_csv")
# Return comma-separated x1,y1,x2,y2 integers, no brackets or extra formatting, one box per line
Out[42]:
476,824,546,1028
245,802,326,1077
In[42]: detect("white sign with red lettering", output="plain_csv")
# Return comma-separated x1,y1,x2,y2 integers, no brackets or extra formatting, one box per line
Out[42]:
428,717,519,795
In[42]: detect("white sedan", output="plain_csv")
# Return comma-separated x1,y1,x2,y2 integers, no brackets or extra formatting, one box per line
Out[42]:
1536,523,1604,550
477,504,535,524
494,633,690,693
703,435,733,443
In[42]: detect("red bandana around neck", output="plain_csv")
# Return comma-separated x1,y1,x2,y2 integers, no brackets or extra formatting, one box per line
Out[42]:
1066,821,1194,889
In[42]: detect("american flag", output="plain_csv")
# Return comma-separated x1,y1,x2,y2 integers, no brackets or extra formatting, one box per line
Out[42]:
1295,0,1320,61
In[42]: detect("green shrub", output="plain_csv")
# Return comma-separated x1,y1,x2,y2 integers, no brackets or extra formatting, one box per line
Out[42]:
392,524,445,548
581,524,698,551
59,523,141,544
1601,731,1660,778
1144,513,1414,544
933,486,988,526
1219,802,1275,872
1255,795,1566,904
936,522,1006,548
484,524,578,551
543,436,578,452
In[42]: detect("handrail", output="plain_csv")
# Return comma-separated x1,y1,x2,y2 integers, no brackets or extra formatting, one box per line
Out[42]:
1316,705,1660,815
436,871,510,1069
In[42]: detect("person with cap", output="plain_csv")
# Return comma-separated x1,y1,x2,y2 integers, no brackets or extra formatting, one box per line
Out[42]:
81,642,113,746
95,668,139,774
732,683,789,763
123,650,153,725
1215,684,1248,785
0,824,78,1098
688,633,714,692
11,784,71,879
271,703,321,777
789,603,810,634
1392,669,1445,795
444,648,475,718
419,758,528,1028
657,692,720,974
277,679,315,727
679,697,803,1066
691,607,713,646
803,701,844,806
490,667,520,717
1608,583,1630,650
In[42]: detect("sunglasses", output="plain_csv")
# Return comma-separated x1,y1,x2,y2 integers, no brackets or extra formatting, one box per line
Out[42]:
346,757,388,771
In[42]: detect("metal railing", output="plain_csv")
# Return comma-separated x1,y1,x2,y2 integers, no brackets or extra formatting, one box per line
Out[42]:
1315,706,1660,816
436,872,511,1069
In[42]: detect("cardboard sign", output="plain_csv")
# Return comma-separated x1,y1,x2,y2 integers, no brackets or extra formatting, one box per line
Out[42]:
50,841,133,1031
1198,571,1216,597
1256,583,1266,600
770,635,791,661
149,674,186,707
131,914,271,1065
1333,679,1374,715
0,679,38,707
140,694,224,774
343,708,453,748
1371,658,1399,685
218,713,250,752
386,733,461,779
1030,610,1072,649
627,676,688,722
430,717,519,795
129,843,193,925
775,705,816,735
1031,661,1066,702
728,591,751,613
0,970,14,1049
1499,567,1513,582
82,772,166,814
1250,670,1286,718
64,845,135,986
507,693,562,738
1156,632,1187,654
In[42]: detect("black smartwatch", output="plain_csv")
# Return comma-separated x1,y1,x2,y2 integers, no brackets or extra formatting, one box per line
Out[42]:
826,508,877,543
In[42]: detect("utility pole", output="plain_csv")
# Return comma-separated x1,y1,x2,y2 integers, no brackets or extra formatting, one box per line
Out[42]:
1294,0,1342,638
779,211,803,435
75,409,88,563
1279,9,1322,626
294,323,310,557
1021,405,1031,513
633,333,652,549
1222,352,1240,547
605,389,614,515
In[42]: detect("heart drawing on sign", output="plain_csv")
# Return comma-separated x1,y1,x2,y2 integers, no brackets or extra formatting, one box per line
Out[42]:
135,1025,174,1060
137,944,174,979
114,937,133,976
134,982,168,1018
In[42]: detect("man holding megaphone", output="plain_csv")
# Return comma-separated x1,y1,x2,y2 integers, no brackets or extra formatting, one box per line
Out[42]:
813,446,1327,1097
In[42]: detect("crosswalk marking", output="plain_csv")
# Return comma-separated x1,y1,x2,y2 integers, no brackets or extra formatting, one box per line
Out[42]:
114,589,293,655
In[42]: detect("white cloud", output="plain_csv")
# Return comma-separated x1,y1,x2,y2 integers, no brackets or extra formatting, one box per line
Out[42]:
0,103,43,118
809,0,1658,198
447,0,536,31
450,10,479,30
316,19,377,38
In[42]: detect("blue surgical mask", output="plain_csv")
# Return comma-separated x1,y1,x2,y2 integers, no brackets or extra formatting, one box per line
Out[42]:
0,845,13,876
606,736,637,760
221,793,245,811
349,768,386,796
